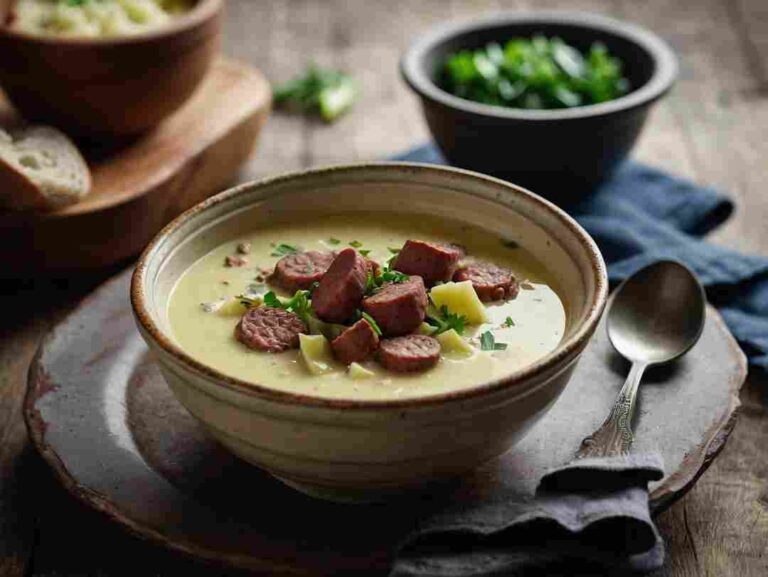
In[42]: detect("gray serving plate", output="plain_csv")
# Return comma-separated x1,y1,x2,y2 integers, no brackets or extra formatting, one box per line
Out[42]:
25,269,744,575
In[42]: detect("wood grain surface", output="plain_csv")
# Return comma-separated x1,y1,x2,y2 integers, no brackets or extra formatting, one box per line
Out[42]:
0,0,767,575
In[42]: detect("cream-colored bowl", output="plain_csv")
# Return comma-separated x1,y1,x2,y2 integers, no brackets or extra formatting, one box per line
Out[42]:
131,163,608,502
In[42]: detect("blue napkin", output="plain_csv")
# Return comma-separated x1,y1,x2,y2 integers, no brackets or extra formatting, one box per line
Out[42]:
393,144,768,374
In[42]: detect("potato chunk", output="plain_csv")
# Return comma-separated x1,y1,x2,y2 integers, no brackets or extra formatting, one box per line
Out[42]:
348,362,376,379
436,329,474,356
429,281,489,324
299,334,334,375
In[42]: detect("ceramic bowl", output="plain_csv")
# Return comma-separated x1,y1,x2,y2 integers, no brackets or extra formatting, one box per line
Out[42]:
401,12,677,194
131,163,608,502
0,0,222,139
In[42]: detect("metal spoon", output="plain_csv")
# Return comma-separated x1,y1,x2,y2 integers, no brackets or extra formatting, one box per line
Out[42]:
577,260,706,458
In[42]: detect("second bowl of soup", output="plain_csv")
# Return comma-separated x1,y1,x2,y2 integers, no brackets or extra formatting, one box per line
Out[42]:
131,163,607,502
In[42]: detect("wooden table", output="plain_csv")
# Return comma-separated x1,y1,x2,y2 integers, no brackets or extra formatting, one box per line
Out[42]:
1,0,766,575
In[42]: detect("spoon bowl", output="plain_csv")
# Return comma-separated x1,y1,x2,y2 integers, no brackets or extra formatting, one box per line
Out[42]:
578,260,705,458
608,260,706,366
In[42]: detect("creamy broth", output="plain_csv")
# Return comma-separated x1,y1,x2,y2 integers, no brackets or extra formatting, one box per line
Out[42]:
168,213,566,401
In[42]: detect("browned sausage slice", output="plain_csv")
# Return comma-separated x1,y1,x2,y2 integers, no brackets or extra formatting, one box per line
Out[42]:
378,335,440,373
362,276,428,337
391,240,463,286
453,263,519,302
311,248,368,323
235,307,307,352
269,251,336,294
331,319,380,365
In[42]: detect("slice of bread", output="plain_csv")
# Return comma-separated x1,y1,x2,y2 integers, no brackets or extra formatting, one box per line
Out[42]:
0,125,91,211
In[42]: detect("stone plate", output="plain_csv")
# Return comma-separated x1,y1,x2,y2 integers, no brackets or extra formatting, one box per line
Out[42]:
24,269,746,575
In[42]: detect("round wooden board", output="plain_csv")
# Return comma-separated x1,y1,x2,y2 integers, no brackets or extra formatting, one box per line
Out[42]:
0,58,270,273
25,270,746,575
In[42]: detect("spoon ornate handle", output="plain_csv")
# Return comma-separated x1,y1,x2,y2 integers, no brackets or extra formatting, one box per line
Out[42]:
576,362,647,458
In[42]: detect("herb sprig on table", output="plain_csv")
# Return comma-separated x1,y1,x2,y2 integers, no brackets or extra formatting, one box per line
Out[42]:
274,65,359,122
441,36,629,110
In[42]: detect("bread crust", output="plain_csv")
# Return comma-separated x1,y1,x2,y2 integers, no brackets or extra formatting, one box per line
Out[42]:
0,126,91,212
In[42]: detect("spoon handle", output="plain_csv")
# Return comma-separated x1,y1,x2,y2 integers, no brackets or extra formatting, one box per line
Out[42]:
576,362,647,459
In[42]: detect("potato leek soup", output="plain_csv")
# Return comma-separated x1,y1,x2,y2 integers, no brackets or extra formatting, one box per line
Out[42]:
167,213,566,401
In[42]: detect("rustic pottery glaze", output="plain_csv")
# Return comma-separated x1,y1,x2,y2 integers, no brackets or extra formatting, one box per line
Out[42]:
131,163,609,501
0,0,223,138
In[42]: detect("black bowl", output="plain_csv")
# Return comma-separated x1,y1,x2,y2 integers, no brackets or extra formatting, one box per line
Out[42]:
401,11,677,197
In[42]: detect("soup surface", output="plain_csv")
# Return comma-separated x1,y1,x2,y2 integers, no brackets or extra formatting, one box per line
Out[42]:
8,0,195,37
168,213,566,401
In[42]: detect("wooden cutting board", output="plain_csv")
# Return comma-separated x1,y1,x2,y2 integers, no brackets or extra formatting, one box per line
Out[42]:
0,58,271,273
24,270,746,575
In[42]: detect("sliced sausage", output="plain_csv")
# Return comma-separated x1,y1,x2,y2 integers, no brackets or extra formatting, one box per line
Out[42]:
235,307,307,352
331,319,380,365
269,250,336,294
391,240,463,286
378,335,440,373
362,276,428,337
311,248,368,323
453,263,520,302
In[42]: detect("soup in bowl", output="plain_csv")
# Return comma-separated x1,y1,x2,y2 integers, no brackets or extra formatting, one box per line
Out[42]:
131,163,607,502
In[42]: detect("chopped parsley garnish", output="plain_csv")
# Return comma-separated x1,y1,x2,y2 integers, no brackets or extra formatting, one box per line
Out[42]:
328,237,341,245
349,240,363,248
270,243,299,257
503,316,515,327
361,312,382,336
388,247,401,254
359,249,371,257
263,289,313,324
426,305,467,336
365,268,410,296
480,331,508,351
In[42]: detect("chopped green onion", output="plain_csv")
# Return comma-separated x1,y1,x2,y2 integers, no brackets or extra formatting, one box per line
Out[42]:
361,312,382,336
270,243,299,257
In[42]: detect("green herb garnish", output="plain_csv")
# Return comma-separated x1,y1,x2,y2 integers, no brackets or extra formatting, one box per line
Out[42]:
328,237,341,245
426,305,467,336
361,312,383,336
365,268,410,296
503,316,515,327
480,331,508,351
359,249,371,257
388,247,401,254
274,65,359,122
263,290,313,325
349,240,363,248
270,243,299,257
441,36,628,110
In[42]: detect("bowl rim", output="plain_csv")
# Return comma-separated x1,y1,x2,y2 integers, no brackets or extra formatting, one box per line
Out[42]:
131,162,608,410
400,10,678,121
0,0,221,45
